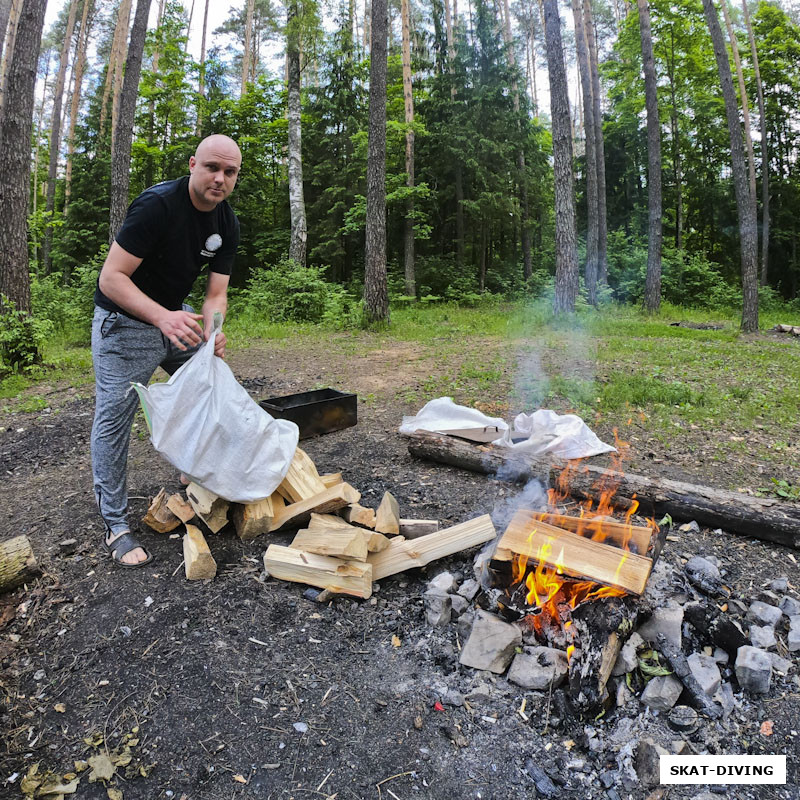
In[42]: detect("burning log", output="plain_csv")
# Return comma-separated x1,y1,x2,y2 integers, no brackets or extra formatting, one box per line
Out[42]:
407,431,800,549
532,512,652,555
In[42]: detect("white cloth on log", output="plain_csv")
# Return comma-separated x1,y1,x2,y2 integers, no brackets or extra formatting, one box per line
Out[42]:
399,397,615,460
133,322,299,503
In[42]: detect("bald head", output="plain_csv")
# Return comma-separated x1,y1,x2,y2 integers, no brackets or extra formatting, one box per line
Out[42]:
188,135,242,211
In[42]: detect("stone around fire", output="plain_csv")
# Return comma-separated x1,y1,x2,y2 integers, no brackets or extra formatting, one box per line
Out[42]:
735,645,773,694
636,604,683,649
640,674,683,711
458,610,521,673
507,646,568,690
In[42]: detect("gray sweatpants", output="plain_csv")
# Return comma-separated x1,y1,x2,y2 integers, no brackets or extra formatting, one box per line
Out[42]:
91,306,201,534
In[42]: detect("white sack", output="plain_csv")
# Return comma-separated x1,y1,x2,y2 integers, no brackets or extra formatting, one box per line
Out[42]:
399,396,614,460
133,326,298,503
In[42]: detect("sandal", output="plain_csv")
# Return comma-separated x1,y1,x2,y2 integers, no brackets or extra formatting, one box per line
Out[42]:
104,531,153,568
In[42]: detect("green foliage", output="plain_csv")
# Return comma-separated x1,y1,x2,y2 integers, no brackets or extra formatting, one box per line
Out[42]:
0,296,54,374
757,478,800,501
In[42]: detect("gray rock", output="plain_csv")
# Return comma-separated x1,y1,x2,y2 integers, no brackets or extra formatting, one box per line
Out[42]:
615,678,634,708
443,689,465,707
450,594,469,616
712,647,729,665
678,520,700,533
770,652,793,675
465,682,493,703
668,704,698,732
770,577,790,593
640,674,683,711
459,611,522,673
685,556,723,593
637,605,683,649
59,538,78,555
507,646,568,690
714,681,737,719
457,578,480,601
788,628,800,653
427,571,458,594
456,611,474,644
612,632,644,677
735,646,773,694
672,740,690,755
749,624,777,650
789,615,800,630
780,596,800,617
687,653,722,696
424,592,452,629
747,600,783,628
635,738,669,787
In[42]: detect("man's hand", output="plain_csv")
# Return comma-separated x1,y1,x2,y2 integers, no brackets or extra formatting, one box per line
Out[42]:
158,310,204,351
206,326,226,359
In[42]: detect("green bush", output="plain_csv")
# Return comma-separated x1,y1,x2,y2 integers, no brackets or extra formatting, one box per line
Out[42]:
0,296,54,374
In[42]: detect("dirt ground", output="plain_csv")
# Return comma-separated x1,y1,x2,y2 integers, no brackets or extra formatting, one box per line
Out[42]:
0,334,798,800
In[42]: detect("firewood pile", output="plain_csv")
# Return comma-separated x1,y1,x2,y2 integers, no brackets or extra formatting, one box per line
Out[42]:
142,446,497,595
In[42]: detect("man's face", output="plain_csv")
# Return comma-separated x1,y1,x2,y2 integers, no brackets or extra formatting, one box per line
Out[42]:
188,137,242,211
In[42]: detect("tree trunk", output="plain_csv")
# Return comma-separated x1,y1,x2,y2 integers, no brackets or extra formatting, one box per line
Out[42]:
583,0,607,286
741,0,769,286
364,0,388,323
241,0,255,95
31,50,51,268
198,0,209,98
100,0,132,142
64,0,94,213
109,0,152,242
542,0,578,313
41,0,79,275
701,0,758,332
287,0,307,265
0,0,13,92
638,0,662,313
401,0,415,296
571,0,597,305
0,0,22,114
0,0,48,312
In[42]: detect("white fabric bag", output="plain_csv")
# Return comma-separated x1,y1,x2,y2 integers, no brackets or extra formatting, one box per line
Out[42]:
133,321,298,502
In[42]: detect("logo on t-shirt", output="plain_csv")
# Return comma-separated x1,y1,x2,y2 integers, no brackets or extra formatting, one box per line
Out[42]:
201,234,223,258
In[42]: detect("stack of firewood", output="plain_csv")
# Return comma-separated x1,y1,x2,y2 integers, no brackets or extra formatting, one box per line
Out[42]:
143,446,496,595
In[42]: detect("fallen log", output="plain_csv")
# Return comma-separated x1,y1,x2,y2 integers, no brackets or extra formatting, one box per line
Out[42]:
0,536,40,594
407,431,800,549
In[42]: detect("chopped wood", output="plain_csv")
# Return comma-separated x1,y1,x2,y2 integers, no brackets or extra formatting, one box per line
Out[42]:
232,496,274,541
375,491,400,535
271,491,286,512
166,493,196,524
532,512,653,556
264,544,373,598
307,513,390,552
290,528,370,561
183,524,217,580
186,483,230,534
271,483,361,531
399,518,439,539
493,509,653,595
142,488,181,533
368,514,496,580
408,430,800,549
0,535,39,594
276,447,327,503
319,472,343,488
774,323,800,335
341,503,376,529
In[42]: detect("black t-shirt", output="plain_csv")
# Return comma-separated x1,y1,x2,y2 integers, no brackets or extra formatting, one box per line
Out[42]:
94,176,240,314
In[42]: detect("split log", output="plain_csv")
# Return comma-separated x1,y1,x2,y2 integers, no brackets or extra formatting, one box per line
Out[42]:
166,493,196,524
142,488,181,533
0,536,39,594
399,519,439,539
186,483,230,534
290,528,369,561
493,510,653,596
276,447,327,503
319,472,343,488
341,503,376,529
375,492,400,535
368,515,496,580
407,431,800,549
271,483,361,531
264,544,373,598
532,512,653,556
183,525,217,580
308,513,389,552
232,496,274,541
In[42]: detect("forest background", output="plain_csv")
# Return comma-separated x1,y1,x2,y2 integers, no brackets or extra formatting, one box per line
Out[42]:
0,0,799,374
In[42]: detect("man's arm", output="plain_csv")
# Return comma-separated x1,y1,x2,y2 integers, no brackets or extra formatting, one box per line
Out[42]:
202,271,230,358
98,242,204,351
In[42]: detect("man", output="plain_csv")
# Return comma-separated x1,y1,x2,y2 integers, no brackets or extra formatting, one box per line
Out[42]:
91,134,242,567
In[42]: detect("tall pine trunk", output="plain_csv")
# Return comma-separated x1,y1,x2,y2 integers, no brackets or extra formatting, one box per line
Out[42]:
364,0,388,323
583,0,607,285
741,0,768,285
638,0,662,313
0,0,12,88
543,0,578,313
99,0,132,141
241,0,255,95
701,0,758,332
287,0,307,265
0,0,48,313
42,0,79,275
571,0,597,304
401,0,415,296
0,0,22,113
197,0,210,133
109,0,152,241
